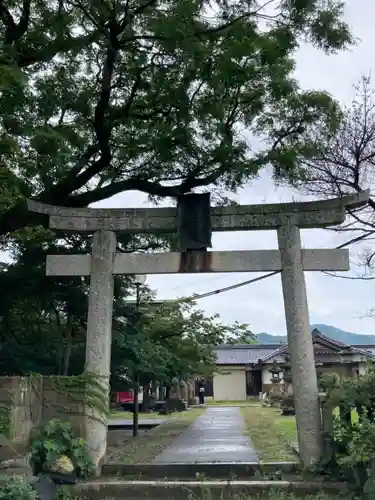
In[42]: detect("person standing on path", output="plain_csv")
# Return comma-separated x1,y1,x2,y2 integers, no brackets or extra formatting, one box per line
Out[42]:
198,378,205,406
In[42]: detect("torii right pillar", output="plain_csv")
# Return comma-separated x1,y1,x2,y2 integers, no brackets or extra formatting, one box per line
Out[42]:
276,193,368,467
277,220,321,466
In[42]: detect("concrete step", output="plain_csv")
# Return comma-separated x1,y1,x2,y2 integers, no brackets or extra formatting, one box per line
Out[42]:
68,479,348,500
102,461,300,479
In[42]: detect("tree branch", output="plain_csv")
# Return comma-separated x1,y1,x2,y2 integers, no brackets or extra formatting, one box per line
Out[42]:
16,30,101,68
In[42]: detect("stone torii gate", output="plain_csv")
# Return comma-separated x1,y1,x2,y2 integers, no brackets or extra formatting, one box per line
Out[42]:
27,191,368,471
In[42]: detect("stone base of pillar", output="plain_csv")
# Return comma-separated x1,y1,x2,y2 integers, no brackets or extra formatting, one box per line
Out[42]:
166,399,188,412
83,411,108,477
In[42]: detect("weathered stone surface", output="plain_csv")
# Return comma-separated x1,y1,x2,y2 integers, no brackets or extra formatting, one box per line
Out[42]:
29,475,57,500
277,222,322,467
84,230,116,475
0,376,43,448
168,379,180,402
179,381,187,401
165,399,187,412
0,455,33,475
187,382,196,406
46,249,350,276
47,254,91,276
71,479,348,499
102,462,300,478
27,190,369,233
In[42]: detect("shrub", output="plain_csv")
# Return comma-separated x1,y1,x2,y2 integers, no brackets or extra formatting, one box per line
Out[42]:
30,419,93,478
321,364,375,498
0,475,37,500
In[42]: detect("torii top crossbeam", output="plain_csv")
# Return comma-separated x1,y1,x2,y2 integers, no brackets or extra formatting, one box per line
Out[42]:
27,191,369,233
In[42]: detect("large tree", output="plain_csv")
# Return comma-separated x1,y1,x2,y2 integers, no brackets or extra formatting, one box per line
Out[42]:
113,296,249,387
0,226,174,374
0,233,248,377
283,77,375,274
0,0,352,237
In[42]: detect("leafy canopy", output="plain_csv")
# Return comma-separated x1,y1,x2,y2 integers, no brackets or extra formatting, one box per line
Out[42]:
113,296,250,385
0,232,249,382
0,0,352,236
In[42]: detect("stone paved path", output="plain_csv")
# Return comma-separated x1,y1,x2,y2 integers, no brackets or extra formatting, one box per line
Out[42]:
153,407,259,464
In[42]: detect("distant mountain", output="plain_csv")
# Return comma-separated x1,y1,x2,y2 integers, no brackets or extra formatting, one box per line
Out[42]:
255,332,287,344
255,324,375,345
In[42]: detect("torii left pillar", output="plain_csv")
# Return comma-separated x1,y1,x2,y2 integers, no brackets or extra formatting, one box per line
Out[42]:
85,230,116,473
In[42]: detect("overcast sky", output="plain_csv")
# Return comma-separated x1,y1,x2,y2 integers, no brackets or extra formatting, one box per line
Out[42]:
3,0,375,336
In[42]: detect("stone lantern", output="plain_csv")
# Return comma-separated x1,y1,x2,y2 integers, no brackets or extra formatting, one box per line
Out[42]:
281,354,292,385
269,360,282,384
179,379,187,402
280,354,295,415
166,377,187,412
269,361,283,407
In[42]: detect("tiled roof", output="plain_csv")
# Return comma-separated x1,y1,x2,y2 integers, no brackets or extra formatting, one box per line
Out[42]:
215,344,282,365
352,347,375,357
311,328,347,347
260,344,287,363
214,333,375,366
353,345,375,355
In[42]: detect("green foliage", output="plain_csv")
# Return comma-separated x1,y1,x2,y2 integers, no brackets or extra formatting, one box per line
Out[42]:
30,419,93,479
113,298,242,386
56,487,77,500
221,323,257,344
0,404,10,438
265,492,341,500
321,367,375,497
0,230,246,386
0,0,353,235
0,231,173,375
0,475,37,500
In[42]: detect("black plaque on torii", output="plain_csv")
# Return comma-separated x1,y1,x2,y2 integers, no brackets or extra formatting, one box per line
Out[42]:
177,192,212,251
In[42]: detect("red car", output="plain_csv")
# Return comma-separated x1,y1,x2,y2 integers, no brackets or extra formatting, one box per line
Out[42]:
116,391,134,403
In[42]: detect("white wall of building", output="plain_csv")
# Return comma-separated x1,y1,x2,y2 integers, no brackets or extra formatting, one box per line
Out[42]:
262,366,274,385
213,366,247,401
358,362,368,376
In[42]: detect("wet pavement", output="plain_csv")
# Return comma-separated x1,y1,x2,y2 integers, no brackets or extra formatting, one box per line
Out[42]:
153,407,259,464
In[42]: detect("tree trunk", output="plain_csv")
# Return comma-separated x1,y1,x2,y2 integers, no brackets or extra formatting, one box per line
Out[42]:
141,383,151,412
133,379,139,437
62,327,73,376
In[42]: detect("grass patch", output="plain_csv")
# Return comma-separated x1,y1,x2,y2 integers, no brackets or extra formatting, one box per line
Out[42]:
332,407,358,424
242,406,298,462
106,408,205,464
205,398,260,407
192,493,347,500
